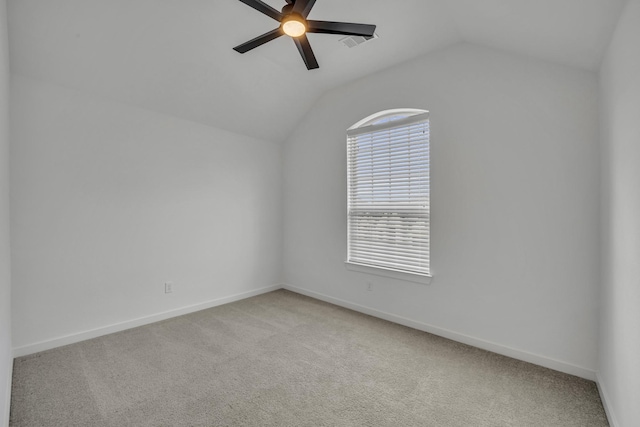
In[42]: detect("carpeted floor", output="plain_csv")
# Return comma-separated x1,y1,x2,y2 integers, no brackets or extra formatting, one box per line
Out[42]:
10,289,608,426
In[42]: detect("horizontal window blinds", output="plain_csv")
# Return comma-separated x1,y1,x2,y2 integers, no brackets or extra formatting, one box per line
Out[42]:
347,112,430,276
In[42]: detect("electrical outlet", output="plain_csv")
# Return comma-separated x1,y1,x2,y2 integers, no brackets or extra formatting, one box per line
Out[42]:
165,282,173,294
367,282,373,292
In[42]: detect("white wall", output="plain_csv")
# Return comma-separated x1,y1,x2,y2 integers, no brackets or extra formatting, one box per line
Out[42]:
10,75,282,353
598,0,640,425
0,0,11,424
283,43,600,378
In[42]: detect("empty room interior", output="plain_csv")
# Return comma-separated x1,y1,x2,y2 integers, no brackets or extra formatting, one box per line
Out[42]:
1,0,639,426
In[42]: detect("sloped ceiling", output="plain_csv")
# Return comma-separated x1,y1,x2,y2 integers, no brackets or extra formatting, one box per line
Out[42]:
7,0,627,143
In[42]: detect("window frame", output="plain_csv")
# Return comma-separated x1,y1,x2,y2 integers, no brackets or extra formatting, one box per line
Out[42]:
346,109,431,280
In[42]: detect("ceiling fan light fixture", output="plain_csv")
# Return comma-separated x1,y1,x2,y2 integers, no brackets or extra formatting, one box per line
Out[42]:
282,15,306,37
233,0,377,70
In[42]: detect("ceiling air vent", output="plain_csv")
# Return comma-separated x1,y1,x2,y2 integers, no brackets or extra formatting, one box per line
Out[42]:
340,33,378,48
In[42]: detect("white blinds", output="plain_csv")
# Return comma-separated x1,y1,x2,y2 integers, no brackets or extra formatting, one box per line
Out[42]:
347,112,430,276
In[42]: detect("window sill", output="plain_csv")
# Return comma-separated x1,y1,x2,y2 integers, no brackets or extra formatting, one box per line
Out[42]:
344,261,432,285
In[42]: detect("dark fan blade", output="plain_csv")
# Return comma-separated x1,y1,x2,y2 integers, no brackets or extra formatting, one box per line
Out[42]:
292,0,317,17
234,28,283,53
307,20,376,37
293,34,319,70
237,0,283,21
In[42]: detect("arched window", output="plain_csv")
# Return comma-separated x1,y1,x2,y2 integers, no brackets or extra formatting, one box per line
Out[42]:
346,109,430,276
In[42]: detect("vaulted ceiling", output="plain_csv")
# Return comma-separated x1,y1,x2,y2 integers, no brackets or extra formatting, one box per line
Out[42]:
7,0,627,142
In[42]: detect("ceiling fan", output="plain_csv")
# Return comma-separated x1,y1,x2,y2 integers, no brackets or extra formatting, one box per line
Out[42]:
233,0,376,70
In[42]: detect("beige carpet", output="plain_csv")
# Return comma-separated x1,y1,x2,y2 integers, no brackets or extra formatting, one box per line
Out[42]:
10,289,608,426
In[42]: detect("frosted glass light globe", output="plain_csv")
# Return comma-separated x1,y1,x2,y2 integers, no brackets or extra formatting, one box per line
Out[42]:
282,18,306,37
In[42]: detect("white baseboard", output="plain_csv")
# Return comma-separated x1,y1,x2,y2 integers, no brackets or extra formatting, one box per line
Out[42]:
12,285,282,358
3,359,12,427
596,372,619,427
12,282,598,383
282,283,596,381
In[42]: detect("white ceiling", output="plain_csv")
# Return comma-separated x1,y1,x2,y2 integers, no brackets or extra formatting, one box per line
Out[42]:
7,0,627,143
